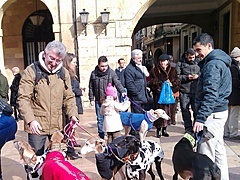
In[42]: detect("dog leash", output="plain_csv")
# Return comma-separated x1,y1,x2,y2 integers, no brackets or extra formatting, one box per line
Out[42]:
126,96,146,113
107,145,125,163
63,120,94,147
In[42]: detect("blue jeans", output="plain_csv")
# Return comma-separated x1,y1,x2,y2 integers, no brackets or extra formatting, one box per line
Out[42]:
95,101,104,138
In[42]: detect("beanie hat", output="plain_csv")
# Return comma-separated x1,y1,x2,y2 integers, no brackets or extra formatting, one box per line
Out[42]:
230,47,240,58
105,83,117,99
158,54,170,61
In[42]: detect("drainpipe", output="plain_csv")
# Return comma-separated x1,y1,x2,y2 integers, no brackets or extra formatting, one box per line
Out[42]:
72,0,80,80
57,0,62,41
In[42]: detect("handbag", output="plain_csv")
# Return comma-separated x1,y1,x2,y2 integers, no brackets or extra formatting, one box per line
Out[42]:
158,81,175,105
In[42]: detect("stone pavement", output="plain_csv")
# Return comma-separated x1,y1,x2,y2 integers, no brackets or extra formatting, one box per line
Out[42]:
1,107,240,180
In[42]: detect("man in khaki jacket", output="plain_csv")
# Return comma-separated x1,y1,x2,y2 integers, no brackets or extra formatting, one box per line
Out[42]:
18,40,78,156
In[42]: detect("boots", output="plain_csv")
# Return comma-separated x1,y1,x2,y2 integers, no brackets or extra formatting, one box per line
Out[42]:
156,128,161,138
162,127,169,137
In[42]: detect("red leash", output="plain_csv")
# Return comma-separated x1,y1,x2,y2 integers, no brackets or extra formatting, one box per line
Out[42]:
63,120,94,147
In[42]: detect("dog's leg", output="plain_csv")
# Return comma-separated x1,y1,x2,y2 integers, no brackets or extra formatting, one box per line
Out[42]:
172,172,178,180
147,165,155,180
118,167,126,180
139,170,146,180
155,161,164,180
139,121,148,144
124,126,131,136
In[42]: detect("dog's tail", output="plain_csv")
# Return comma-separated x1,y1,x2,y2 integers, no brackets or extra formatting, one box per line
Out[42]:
211,163,221,180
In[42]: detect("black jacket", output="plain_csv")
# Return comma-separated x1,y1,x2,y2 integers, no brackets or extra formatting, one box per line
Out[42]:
10,73,21,106
71,77,83,114
89,66,124,102
115,67,125,88
177,59,200,94
228,58,240,106
195,49,232,123
124,59,148,104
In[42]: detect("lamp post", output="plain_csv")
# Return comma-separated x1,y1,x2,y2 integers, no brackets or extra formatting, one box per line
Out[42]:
100,9,110,36
79,9,89,36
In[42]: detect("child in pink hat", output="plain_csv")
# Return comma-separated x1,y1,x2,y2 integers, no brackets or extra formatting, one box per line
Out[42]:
100,83,130,143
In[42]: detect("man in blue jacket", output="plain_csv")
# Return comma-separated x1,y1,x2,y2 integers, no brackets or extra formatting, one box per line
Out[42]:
193,33,231,180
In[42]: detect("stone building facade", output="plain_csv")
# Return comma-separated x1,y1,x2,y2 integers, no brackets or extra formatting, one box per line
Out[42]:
0,0,240,102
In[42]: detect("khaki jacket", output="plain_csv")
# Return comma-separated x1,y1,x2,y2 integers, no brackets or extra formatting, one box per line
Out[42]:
18,53,78,135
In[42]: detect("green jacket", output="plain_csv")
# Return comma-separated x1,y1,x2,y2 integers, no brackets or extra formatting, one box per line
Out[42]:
0,73,9,101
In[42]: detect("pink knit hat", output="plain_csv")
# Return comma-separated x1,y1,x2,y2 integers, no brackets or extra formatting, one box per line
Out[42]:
105,83,117,98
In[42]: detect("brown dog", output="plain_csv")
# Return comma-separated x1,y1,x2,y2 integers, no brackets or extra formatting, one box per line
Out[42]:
80,136,127,180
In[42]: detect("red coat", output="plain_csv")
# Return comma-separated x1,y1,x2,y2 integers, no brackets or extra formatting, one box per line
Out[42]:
42,151,90,180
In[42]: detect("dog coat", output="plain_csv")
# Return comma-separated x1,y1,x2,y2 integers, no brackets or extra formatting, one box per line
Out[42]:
95,142,128,179
120,111,152,131
42,151,90,180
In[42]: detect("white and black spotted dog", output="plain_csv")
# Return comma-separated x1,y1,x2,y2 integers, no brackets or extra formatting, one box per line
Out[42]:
115,135,165,180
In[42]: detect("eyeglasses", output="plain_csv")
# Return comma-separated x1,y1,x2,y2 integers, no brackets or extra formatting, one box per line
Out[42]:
47,54,62,64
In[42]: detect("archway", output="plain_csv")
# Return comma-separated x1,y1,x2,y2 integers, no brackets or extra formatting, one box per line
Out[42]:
22,9,54,68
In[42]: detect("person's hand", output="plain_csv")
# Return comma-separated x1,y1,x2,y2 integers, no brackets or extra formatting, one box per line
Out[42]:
122,92,127,98
29,120,42,135
70,116,79,128
188,74,194,80
81,87,86,92
166,79,172,86
90,101,95,106
70,116,78,122
193,121,204,133
192,74,199,79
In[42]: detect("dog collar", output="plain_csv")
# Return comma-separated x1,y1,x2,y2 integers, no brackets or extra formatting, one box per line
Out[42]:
122,152,139,162
183,133,196,147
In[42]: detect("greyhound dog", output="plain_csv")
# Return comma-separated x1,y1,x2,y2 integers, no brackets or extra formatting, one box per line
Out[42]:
120,108,170,144
14,131,90,180
80,136,129,180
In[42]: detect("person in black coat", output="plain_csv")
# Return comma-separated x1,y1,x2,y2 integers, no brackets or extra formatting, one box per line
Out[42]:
115,58,126,102
10,67,21,121
177,48,200,132
124,49,150,113
224,47,240,139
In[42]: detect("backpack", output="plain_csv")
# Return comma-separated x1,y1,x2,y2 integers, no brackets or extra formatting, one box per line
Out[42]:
31,61,68,90
0,99,13,116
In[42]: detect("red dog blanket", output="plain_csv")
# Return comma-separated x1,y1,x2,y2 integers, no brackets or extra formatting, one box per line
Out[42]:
42,151,90,180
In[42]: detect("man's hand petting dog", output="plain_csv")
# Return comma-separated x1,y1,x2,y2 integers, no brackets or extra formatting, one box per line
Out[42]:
29,120,42,135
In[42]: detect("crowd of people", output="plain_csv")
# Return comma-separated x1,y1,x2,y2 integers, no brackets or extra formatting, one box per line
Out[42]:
0,33,239,180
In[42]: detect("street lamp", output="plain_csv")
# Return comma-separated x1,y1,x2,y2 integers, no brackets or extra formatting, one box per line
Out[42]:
100,9,110,36
79,9,89,36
